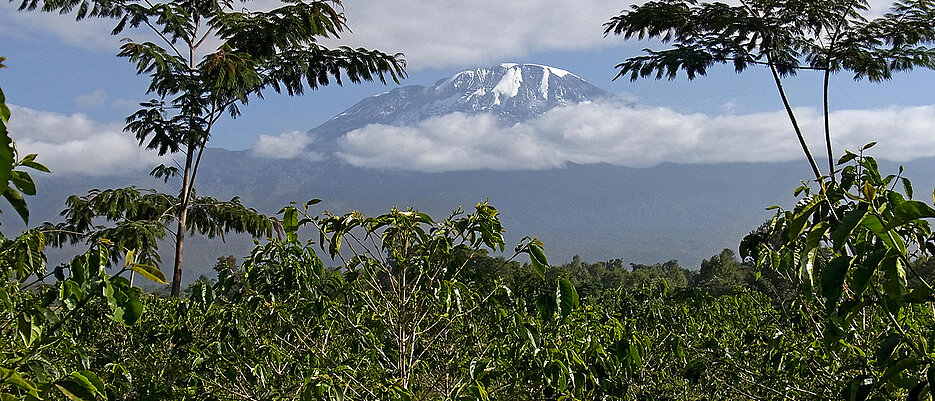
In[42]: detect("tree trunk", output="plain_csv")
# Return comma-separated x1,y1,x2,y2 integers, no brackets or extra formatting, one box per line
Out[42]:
170,145,195,297
768,63,822,181
823,68,835,182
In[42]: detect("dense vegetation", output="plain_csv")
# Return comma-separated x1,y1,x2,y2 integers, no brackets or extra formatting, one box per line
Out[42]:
6,149,935,400
4,0,935,399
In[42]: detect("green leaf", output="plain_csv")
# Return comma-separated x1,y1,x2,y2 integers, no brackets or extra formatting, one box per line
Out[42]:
0,126,12,190
805,221,829,251
901,177,913,199
928,366,935,401
550,360,568,392
0,367,39,394
838,151,858,165
862,181,877,200
523,323,540,349
283,207,298,242
881,253,908,301
2,186,28,224
875,333,901,366
536,292,555,321
882,357,919,383
556,278,579,318
862,214,905,253
843,375,874,401
55,382,92,401
20,155,50,173
884,200,935,231
17,313,40,347
905,285,934,303
10,170,35,196
800,248,818,293
0,88,11,190
788,196,821,241
130,263,167,284
0,85,9,121
822,256,851,308
629,339,643,369
67,371,105,398
851,250,884,296
116,292,143,326
528,243,547,279
832,209,867,252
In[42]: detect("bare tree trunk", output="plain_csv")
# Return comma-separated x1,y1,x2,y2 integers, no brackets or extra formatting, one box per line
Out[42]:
768,62,822,180
170,145,195,297
823,68,835,182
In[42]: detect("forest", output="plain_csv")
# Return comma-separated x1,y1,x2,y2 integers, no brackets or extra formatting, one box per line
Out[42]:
4,0,935,399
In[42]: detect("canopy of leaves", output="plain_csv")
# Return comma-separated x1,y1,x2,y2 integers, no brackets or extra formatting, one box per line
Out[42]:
604,0,935,82
42,187,273,266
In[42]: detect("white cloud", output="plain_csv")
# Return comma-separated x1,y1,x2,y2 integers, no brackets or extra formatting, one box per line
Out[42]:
300,0,627,70
3,0,625,68
74,89,109,109
335,103,935,172
6,105,168,175
2,0,901,71
332,0,902,70
251,130,322,160
0,7,122,51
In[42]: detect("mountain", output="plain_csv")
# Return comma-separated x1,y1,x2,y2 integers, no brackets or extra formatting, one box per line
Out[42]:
15,153,814,282
309,63,616,152
23,150,935,289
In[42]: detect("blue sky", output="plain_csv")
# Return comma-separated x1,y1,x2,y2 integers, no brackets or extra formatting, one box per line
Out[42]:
1,0,934,174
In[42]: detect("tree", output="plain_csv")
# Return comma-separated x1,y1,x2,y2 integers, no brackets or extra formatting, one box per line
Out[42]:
742,144,935,399
41,187,272,270
305,201,548,396
695,248,745,296
1,61,167,401
604,0,935,181
17,0,407,296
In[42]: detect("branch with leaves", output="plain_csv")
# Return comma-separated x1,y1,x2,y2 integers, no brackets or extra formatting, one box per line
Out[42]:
605,0,935,182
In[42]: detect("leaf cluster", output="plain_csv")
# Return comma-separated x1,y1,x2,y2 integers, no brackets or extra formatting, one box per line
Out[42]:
743,145,935,399
41,187,273,267
605,0,935,82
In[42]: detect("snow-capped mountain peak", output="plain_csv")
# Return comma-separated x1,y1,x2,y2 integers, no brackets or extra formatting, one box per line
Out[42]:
309,63,615,145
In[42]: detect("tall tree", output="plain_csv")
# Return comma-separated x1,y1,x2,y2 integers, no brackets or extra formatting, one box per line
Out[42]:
16,0,406,295
604,0,935,181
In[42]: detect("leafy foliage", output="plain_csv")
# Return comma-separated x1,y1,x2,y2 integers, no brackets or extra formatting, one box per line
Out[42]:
41,187,273,270
13,0,407,295
0,60,50,230
0,78,166,399
605,0,935,180
743,144,935,399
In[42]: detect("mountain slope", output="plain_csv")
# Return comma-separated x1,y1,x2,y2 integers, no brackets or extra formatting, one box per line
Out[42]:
22,149,935,285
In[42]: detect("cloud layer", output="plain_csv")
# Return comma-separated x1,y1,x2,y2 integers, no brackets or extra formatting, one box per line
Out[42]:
334,0,624,69
6,105,168,175
332,0,898,69
335,103,935,172
252,130,323,160
2,0,902,70
9,101,935,176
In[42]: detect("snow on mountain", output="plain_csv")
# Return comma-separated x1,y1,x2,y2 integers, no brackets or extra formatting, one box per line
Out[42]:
308,63,615,149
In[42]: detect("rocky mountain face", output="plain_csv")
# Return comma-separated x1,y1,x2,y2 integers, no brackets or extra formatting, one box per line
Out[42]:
309,63,616,149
